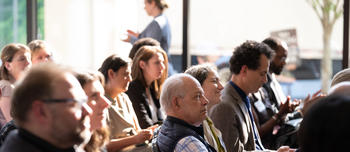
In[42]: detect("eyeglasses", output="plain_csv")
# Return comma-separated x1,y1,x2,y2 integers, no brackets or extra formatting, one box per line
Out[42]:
42,98,88,104
42,98,90,112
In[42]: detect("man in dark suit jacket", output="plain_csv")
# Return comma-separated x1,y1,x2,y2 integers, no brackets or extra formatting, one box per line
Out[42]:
210,40,294,152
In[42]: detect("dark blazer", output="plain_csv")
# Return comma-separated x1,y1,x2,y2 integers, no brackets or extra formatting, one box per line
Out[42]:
126,79,163,129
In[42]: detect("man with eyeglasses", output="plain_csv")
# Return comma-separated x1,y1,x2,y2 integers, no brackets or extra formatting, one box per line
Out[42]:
0,63,92,152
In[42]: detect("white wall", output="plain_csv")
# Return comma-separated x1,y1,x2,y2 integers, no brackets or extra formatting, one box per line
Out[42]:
45,0,344,69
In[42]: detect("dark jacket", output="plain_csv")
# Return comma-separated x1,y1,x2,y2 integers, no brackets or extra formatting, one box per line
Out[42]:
0,128,75,152
157,116,216,152
126,79,163,129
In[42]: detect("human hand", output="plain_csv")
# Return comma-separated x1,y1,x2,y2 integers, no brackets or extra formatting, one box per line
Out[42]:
278,96,292,116
147,124,159,133
135,129,152,143
127,30,139,38
301,89,326,115
277,146,297,152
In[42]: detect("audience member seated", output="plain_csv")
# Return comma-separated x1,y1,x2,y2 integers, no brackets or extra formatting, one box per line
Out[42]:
28,40,54,64
126,46,168,129
330,68,350,87
75,70,110,152
298,95,350,152
185,64,227,152
0,63,91,152
0,43,31,128
156,74,216,152
129,38,160,59
99,54,155,151
249,37,321,149
210,40,294,152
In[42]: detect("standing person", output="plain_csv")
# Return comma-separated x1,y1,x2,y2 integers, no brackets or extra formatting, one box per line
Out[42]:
123,0,176,75
126,46,168,129
0,43,31,127
28,40,53,64
156,74,215,152
75,71,111,152
0,63,91,152
185,64,226,152
209,40,294,152
99,54,155,151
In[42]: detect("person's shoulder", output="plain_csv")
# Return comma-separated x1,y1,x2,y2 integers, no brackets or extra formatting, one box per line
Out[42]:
174,136,208,152
0,130,33,152
127,80,145,92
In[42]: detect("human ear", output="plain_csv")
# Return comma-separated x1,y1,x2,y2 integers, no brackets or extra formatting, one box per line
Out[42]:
139,61,146,69
4,62,11,71
107,69,115,80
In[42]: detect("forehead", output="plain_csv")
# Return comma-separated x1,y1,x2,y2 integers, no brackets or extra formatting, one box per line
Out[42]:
256,55,269,71
184,77,203,95
84,80,105,95
52,73,86,99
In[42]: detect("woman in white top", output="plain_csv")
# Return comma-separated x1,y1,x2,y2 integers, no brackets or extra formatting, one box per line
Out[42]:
185,64,227,152
99,54,156,152
0,43,31,127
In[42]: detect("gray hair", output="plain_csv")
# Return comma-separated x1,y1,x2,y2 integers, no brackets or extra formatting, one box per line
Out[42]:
331,68,350,87
160,73,197,112
184,64,217,85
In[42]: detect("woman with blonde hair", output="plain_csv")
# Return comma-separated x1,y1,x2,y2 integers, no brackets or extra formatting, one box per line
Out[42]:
0,43,31,127
126,45,168,129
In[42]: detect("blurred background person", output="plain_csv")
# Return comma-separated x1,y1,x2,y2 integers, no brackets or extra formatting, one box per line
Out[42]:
0,43,31,127
123,0,176,75
127,46,168,129
75,70,110,152
28,40,53,64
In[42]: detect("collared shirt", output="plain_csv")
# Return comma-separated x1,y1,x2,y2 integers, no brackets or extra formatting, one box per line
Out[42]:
203,117,227,152
18,128,75,152
229,81,264,150
175,136,209,152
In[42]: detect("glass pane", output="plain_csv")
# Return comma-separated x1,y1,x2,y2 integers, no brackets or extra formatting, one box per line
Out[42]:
0,0,27,50
37,0,44,39
189,0,344,99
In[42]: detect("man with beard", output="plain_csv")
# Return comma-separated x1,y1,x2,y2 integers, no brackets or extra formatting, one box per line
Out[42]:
249,37,302,149
0,63,92,152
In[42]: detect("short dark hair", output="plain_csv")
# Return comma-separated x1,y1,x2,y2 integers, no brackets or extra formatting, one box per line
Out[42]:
129,38,160,59
229,40,273,74
146,0,169,11
98,54,131,83
298,95,350,152
11,63,71,124
262,37,280,51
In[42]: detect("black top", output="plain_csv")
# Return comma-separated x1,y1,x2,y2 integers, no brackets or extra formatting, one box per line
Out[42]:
126,79,163,129
0,128,75,152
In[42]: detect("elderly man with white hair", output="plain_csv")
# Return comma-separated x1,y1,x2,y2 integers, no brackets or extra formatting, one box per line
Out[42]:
156,74,216,152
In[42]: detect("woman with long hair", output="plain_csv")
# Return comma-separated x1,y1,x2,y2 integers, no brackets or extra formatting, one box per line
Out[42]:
99,54,155,151
0,43,31,127
126,46,168,129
